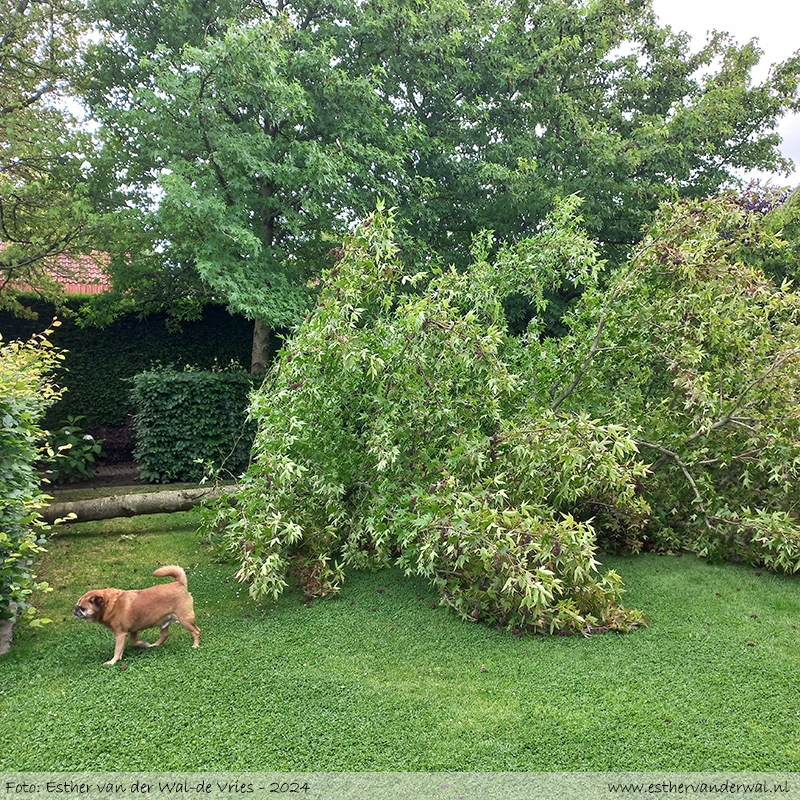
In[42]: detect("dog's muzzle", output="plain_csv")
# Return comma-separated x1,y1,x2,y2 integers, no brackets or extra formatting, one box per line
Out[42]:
73,606,87,619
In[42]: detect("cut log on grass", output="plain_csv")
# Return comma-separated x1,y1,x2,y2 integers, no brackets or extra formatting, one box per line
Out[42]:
40,486,237,524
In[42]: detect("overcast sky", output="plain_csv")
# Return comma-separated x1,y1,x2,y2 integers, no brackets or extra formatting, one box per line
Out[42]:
651,0,799,187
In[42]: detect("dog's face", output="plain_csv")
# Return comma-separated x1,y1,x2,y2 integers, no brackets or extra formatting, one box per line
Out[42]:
73,592,105,622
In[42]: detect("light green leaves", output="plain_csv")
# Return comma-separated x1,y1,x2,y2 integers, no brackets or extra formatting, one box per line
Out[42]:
203,201,648,635
1,328,63,623
554,195,800,569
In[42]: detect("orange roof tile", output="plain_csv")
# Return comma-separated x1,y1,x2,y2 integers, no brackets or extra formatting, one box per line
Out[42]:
1,244,111,295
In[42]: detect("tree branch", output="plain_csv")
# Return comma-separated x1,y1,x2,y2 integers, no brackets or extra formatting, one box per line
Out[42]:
686,347,800,444
636,440,704,505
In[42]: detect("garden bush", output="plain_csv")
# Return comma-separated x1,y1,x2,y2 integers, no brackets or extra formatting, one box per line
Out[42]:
41,415,106,483
0,300,255,429
0,325,63,625
131,368,258,483
203,200,649,635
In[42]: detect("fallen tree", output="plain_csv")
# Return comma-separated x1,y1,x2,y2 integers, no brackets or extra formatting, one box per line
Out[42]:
203,201,651,636
40,486,236,525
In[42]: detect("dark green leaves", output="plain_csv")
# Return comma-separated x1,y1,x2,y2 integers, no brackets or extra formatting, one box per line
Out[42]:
81,0,800,340
130,370,257,482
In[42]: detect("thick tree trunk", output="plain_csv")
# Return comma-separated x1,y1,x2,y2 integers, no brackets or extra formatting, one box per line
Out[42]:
41,486,236,525
251,317,271,373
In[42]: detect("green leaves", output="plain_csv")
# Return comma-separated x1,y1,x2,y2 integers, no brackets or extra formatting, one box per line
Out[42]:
0,0,103,316
205,192,800,633
80,0,800,347
554,195,800,570
130,369,257,483
85,7,406,335
204,201,648,635
0,327,63,623
41,415,106,484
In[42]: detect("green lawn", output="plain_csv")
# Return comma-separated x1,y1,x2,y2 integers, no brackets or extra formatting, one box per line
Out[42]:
1,510,799,771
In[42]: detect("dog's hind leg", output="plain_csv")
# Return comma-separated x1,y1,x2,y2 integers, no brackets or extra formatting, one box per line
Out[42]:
130,630,151,649
178,613,200,648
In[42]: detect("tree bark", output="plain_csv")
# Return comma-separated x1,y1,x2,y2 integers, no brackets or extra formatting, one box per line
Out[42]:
40,486,236,525
251,317,271,373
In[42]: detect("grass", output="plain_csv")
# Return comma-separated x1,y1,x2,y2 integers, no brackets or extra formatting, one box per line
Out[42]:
1,509,799,772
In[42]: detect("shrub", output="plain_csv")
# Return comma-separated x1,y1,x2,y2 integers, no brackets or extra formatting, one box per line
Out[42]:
41,415,106,484
130,369,258,483
203,201,648,635
0,300,255,429
0,325,63,625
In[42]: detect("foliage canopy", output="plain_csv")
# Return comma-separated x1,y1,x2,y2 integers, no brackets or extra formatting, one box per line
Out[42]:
555,194,800,571
80,0,800,351
206,194,800,634
0,0,101,317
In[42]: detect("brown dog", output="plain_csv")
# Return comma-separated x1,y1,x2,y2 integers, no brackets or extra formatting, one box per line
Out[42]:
73,565,200,665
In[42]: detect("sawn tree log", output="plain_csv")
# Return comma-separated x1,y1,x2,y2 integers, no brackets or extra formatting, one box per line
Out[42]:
41,486,236,525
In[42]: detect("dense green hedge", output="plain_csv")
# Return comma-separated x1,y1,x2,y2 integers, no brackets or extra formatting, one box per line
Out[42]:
130,370,259,483
1,327,62,624
0,299,257,429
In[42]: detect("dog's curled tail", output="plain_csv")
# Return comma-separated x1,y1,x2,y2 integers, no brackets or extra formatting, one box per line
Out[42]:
153,565,188,587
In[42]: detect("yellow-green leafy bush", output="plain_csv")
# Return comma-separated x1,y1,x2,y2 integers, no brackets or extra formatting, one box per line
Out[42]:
204,201,649,635
0,326,62,624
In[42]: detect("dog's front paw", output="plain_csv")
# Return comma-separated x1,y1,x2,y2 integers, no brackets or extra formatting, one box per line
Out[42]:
104,659,119,665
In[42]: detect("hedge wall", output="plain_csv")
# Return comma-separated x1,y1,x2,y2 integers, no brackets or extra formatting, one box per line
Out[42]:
130,370,258,483
0,299,258,430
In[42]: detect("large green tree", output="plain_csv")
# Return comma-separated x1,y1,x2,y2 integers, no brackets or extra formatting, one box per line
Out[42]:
80,0,800,365
80,0,414,367
0,0,100,316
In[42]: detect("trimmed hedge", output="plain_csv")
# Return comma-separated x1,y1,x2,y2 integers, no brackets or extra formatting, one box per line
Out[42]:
0,299,257,429
130,370,259,483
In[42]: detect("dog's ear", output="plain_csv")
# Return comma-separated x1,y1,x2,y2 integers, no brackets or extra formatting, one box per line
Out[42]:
89,594,105,608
